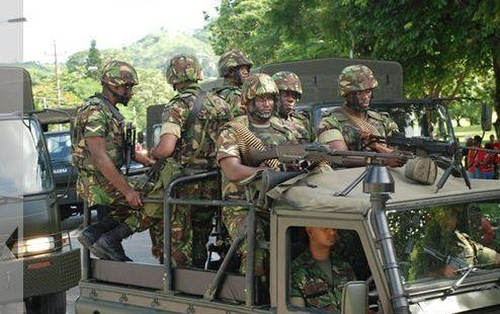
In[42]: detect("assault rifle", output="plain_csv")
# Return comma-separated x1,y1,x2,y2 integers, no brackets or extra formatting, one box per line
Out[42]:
246,143,412,168
367,136,500,192
124,122,136,175
423,247,469,270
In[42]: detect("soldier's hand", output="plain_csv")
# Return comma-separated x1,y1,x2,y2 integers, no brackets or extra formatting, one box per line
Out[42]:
125,189,143,208
441,265,458,277
384,157,407,168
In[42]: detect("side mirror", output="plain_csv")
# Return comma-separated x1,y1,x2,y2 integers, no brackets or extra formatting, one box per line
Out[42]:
342,281,368,314
481,104,493,132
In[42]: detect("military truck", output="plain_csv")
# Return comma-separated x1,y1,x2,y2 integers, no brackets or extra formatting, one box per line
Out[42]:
0,67,81,313
75,58,499,314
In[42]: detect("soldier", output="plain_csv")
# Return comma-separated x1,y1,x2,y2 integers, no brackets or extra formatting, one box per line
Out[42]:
318,64,405,167
290,227,356,312
272,71,314,143
214,49,253,117
410,207,500,279
216,73,298,275
148,54,233,266
74,60,154,261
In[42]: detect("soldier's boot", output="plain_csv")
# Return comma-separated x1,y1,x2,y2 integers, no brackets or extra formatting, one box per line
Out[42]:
77,218,119,259
93,223,133,262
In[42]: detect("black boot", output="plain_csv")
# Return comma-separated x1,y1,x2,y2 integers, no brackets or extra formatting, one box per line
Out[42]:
93,223,133,261
77,217,118,259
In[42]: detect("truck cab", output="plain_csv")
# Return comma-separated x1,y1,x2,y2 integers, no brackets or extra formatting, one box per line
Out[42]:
0,67,81,313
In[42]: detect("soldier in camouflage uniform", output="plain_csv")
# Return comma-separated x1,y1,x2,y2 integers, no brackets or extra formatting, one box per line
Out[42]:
272,71,313,143
74,60,154,261
216,73,298,276
148,54,233,266
290,227,356,312
214,49,253,117
318,64,405,167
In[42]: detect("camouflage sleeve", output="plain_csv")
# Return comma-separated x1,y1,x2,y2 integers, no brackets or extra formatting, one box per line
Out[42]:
208,95,234,143
381,113,400,136
216,125,241,163
290,265,308,298
160,100,189,138
83,107,108,138
476,243,498,264
317,115,344,144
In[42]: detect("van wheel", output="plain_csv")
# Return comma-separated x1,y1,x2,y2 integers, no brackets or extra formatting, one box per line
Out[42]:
25,291,66,314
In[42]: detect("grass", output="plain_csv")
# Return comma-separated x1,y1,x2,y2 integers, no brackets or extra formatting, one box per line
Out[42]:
454,125,495,145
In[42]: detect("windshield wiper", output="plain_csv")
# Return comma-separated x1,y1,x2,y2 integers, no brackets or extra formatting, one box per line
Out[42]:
444,262,497,296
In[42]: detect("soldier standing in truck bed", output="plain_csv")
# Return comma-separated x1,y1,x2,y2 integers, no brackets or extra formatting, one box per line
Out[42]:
216,73,299,276
272,71,314,143
317,64,405,168
214,49,253,117
147,54,233,266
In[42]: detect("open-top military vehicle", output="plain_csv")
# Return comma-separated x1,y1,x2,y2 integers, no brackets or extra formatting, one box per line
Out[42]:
0,67,80,313
75,58,499,314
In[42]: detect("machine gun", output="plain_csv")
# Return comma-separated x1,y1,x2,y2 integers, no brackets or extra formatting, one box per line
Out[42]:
124,122,136,175
367,136,500,192
247,143,413,196
246,143,412,168
423,247,469,270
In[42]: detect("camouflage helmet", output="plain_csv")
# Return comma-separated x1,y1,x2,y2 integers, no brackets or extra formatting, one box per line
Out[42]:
166,54,204,85
272,71,303,96
241,73,279,106
218,49,253,77
338,64,378,97
101,60,139,87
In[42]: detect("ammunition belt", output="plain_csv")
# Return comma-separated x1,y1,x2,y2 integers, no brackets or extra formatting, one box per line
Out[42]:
229,121,280,169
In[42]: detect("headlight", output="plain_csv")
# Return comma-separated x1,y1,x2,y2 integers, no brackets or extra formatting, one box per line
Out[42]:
12,236,56,255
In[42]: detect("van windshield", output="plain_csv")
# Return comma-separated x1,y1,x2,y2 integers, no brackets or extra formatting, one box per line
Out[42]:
0,118,53,195
388,200,500,289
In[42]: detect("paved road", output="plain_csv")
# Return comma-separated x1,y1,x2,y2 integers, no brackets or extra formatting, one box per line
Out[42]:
66,216,159,314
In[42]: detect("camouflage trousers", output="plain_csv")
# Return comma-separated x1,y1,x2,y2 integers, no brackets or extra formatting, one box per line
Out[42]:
223,206,270,276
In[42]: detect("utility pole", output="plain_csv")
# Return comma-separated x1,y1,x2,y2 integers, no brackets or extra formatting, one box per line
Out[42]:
54,40,62,107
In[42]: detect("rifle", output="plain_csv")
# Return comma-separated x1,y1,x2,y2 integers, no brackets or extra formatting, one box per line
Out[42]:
124,122,136,175
135,157,165,192
368,136,500,192
423,247,469,270
246,143,413,168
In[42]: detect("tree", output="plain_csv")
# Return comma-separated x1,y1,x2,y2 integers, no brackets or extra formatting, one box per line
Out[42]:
208,0,500,136
86,39,102,78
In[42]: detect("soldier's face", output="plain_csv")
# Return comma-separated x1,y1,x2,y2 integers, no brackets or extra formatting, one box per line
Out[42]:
279,90,297,115
307,227,338,248
352,89,372,110
237,65,250,81
250,94,275,121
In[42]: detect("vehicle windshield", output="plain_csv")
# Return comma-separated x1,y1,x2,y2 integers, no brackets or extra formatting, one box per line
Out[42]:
0,118,53,195
388,200,500,289
45,132,72,163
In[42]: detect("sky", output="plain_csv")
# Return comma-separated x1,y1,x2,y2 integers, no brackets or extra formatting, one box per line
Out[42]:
0,0,23,63
20,0,220,63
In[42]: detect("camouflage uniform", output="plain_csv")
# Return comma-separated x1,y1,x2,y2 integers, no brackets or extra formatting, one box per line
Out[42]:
216,74,298,274
317,65,398,150
291,250,356,312
272,71,314,143
142,55,233,266
215,49,253,117
72,61,139,216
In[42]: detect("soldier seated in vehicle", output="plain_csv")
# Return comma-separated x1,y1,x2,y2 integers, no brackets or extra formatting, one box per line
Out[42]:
216,73,299,277
409,206,500,280
290,227,356,312
272,71,314,143
317,64,406,168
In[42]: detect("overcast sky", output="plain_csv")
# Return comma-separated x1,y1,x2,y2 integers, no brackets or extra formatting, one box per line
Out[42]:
20,0,220,63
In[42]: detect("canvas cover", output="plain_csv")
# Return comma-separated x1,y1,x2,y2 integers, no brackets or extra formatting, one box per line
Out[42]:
267,167,500,213
0,66,34,113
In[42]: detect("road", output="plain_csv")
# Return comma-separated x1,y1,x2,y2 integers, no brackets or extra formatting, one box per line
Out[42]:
63,214,159,314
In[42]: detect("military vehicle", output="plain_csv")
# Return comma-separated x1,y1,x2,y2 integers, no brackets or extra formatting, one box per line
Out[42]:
0,67,81,313
75,58,499,314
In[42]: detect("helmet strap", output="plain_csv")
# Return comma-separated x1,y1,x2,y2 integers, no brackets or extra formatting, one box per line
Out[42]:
248,99,272,122
105,84,130,106
345,92,372,112
231,68,243,86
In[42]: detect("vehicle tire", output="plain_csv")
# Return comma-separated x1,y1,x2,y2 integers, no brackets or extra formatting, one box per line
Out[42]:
25,291,66,314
